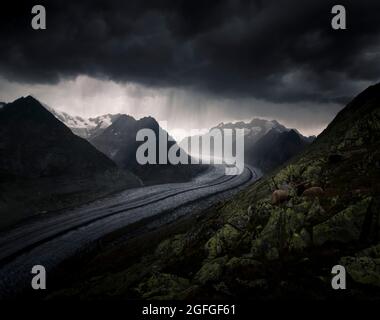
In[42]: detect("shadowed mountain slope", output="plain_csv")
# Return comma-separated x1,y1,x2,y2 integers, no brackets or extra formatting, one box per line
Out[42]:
180,118,313,173
90,115,206,184
0,96,140,229
246,129,309,172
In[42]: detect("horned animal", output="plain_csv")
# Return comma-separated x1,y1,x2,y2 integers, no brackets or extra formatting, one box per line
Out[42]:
302,186,324,198
271,189,290,205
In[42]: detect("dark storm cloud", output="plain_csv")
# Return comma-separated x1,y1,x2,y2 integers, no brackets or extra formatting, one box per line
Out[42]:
1,0,380,103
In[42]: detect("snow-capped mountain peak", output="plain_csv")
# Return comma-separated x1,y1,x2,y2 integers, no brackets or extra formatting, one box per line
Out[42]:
42,104,121,139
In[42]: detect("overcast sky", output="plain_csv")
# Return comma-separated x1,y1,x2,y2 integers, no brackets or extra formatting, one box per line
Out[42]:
1,0,380,137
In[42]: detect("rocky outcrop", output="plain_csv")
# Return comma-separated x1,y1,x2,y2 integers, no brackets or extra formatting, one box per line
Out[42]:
313,198,372,246
340,244,380,287
341,256,380,287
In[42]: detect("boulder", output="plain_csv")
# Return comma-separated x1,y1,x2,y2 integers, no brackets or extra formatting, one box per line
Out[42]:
340,256,380,287
204,224,241,259
225,257,263,275
313,197,371,246
194,257,227,285
155,234,186,258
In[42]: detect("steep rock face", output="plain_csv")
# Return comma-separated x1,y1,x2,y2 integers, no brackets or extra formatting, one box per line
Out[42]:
49,84,380,299
90,115,205,184
0,96,140,228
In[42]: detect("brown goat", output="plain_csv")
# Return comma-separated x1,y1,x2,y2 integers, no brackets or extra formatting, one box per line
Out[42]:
271,190,290,205
302,187,324,198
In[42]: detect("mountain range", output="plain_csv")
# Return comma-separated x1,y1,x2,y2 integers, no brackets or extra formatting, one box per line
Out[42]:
181,118,315,173
47,104,312,179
